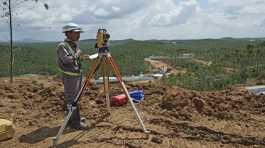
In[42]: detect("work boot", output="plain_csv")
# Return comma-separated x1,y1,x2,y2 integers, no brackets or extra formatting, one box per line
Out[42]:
81,117,86,123
71,121,88,130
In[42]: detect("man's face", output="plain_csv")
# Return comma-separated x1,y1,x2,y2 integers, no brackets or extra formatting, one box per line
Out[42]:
67,31,80,41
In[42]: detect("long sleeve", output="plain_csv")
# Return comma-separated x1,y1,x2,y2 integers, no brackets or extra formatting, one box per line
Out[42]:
57,44,74,65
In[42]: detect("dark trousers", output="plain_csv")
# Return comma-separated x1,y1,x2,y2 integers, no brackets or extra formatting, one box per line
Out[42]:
62,74,82,126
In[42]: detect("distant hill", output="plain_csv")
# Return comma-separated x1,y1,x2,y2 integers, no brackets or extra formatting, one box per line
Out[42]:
80,39,96,43
1,37,265,91
16,38,44,43
4,37,265,44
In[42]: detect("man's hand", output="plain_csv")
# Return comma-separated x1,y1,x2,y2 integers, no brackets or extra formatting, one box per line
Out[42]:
74,48,82,59
74,48,90,60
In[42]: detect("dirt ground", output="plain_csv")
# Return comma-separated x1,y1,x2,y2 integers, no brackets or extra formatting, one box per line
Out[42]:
1,75,265,148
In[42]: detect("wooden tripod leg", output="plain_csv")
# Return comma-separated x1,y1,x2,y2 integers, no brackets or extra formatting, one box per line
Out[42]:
106,56,150,134
74,57,102,103
102,57,110,109
106,63,110,108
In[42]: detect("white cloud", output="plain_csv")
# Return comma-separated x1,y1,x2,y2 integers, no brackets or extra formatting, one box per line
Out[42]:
0,0,265,41
94,8,110,17
139,0,199,27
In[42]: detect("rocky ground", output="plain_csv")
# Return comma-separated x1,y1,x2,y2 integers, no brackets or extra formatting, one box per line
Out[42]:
1,75,265,148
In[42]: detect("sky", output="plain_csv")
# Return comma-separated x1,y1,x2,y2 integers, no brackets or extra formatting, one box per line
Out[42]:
1,0,265,41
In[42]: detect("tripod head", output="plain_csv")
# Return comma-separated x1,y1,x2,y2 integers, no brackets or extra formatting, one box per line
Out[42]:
95,28,110,53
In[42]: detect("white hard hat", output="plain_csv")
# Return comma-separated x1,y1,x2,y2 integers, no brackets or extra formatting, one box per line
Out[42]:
62,23,84,33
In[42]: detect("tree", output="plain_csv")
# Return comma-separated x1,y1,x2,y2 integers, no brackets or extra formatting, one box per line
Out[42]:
1,0,48,83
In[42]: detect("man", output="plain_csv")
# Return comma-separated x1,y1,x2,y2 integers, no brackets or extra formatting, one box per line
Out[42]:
57,23,87,130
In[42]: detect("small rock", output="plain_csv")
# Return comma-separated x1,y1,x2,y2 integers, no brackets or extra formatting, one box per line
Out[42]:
126,143,141,148
0,119,15,141
193,97,205,113
95,99,104,104
151,136,163,144
96,122,112,128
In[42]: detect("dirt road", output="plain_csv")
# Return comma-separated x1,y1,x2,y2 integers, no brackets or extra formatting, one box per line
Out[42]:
144,58,186,75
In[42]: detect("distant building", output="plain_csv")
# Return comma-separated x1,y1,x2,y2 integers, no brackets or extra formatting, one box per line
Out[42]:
176,53,194,59
148,55,170,60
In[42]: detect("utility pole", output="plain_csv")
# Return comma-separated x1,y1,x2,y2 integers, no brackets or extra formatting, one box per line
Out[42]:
8,0,13,83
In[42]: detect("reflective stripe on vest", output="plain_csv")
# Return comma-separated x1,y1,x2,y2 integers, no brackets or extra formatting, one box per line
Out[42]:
64,41,75,56
63,41,80,66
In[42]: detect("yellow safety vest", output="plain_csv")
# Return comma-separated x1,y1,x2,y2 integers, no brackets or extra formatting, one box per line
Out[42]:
58,41,82,77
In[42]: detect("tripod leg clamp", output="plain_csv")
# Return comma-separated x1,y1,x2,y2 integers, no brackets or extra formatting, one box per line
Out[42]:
67,104,77,111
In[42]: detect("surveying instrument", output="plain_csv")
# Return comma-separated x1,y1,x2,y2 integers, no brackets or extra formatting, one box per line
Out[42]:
52,29,150,145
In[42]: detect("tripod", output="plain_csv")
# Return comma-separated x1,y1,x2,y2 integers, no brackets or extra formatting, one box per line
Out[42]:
52,49,150,146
